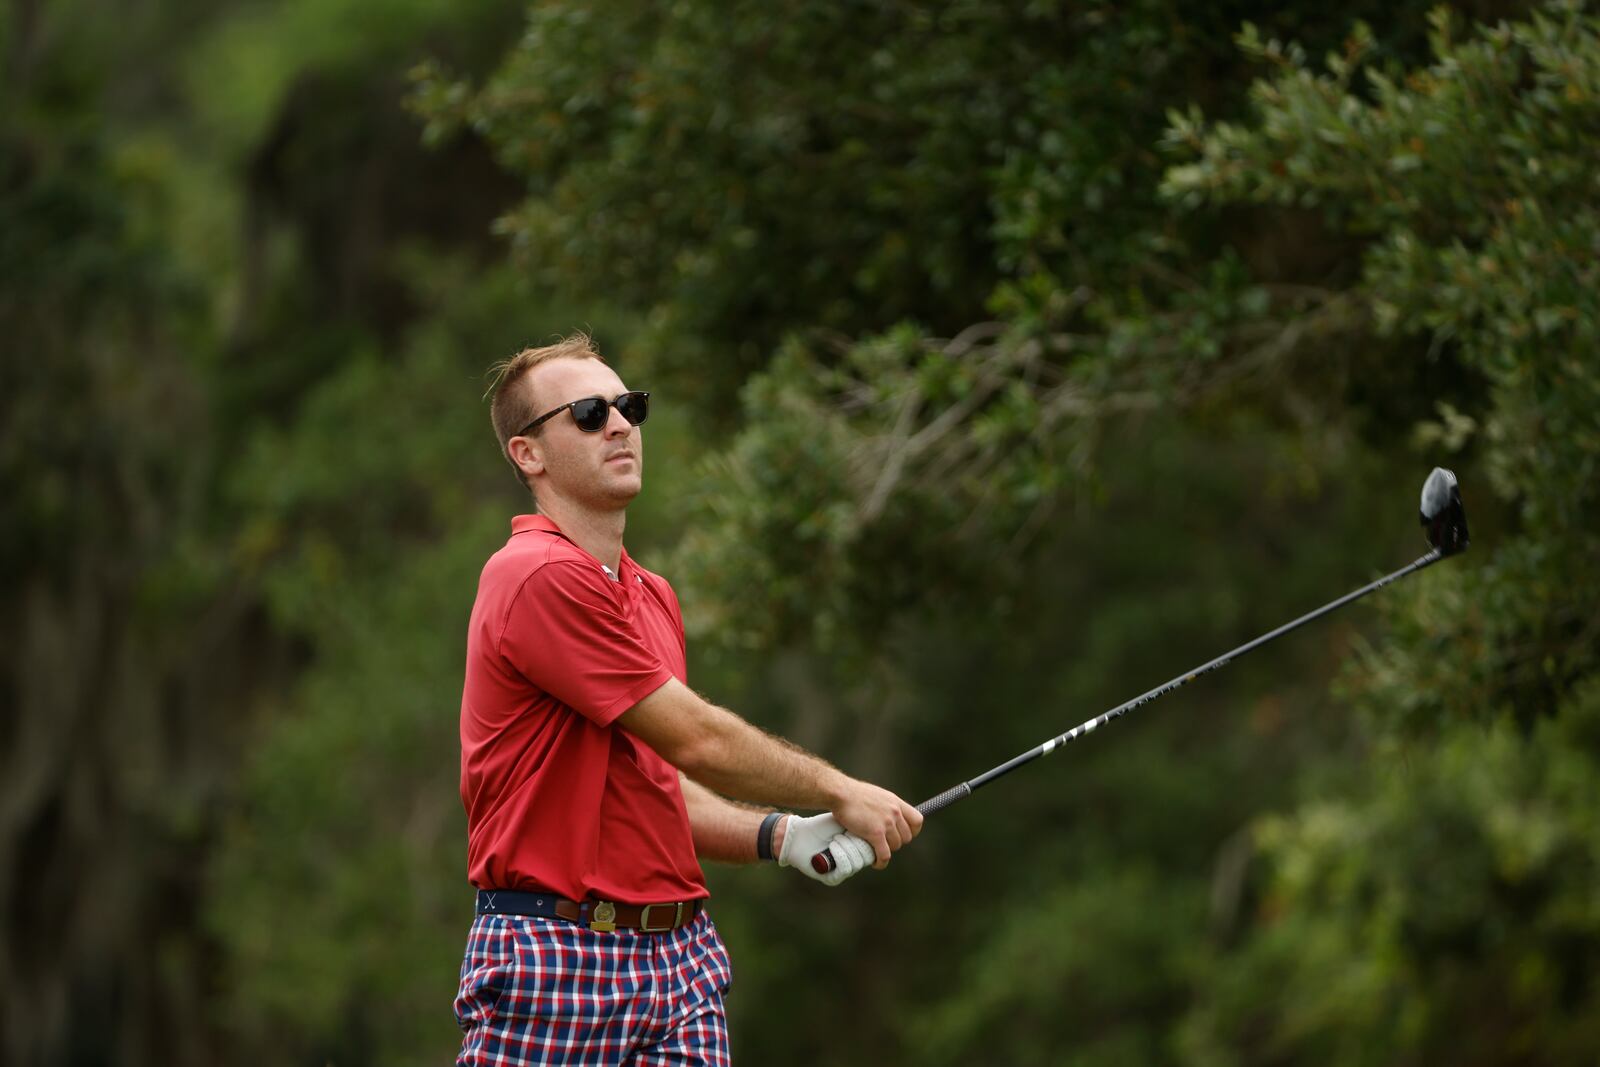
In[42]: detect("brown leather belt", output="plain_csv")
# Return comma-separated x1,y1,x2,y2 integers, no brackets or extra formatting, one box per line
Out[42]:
476,888,704,933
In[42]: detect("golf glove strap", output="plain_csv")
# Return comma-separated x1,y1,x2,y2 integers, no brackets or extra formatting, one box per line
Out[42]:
778,814,874,887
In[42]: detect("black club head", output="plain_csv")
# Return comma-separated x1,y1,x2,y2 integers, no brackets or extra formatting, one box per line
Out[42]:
1420,467,1470,557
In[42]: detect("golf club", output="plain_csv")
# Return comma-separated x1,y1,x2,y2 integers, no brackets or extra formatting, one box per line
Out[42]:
813,467,1470,874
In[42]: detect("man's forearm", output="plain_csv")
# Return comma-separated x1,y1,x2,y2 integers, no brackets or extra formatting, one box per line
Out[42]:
684,701,854,810
679,775,789,864
620,679,853,811
621,677,920,867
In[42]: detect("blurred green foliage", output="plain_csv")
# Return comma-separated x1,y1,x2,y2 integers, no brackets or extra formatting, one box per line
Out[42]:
1163,7,1600,1060
8,1,1598,1066
410,0,1453,406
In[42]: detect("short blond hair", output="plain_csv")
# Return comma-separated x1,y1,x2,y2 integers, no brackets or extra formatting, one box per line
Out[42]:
486,333,608,485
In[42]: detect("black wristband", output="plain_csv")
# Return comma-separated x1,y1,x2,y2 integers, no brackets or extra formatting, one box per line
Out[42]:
756,812,783,862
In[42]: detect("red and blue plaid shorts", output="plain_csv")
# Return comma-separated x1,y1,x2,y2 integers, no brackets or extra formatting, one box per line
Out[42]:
455,910,733,1066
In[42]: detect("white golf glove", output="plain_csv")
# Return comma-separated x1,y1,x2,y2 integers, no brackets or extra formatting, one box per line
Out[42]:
777,813,876,887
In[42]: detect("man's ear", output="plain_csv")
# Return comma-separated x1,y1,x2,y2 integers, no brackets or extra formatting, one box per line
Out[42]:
507,435,545,480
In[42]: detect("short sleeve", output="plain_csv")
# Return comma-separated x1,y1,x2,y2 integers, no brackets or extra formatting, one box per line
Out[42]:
496,561,674,726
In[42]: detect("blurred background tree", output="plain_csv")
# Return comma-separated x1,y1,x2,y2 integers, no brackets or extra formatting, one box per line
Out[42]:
7,1,1597,1066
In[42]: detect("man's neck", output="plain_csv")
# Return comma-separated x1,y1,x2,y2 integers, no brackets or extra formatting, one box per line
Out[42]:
535,498,626,574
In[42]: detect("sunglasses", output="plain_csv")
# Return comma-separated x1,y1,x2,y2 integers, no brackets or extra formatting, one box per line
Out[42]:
517,391,650,436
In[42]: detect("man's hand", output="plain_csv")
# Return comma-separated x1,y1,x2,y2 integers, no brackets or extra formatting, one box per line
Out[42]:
778,814,876,887
829,780,923,868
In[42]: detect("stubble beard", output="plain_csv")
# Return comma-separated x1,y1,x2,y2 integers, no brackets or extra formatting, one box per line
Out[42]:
547,443,642,512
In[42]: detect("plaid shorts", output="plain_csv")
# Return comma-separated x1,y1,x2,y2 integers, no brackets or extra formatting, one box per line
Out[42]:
455,910,733,1066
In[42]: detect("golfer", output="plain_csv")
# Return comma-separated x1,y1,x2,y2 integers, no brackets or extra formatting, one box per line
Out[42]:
454,334,922,1066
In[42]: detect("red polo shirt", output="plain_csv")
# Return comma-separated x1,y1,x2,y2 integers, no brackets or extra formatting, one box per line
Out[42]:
459,514,707,903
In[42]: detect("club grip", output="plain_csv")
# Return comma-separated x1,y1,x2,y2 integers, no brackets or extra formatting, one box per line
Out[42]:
916,781,972,816
809,781,973,874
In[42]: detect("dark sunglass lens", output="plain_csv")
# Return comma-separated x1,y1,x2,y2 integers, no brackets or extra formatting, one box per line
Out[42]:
570,397,610,431
617,392,649,426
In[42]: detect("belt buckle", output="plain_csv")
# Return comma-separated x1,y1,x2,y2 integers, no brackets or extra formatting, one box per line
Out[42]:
638,902,684,932
589,901,618,933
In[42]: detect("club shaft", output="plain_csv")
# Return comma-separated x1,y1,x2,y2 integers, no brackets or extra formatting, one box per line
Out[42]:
968,549,1442,791
812,549,1443,874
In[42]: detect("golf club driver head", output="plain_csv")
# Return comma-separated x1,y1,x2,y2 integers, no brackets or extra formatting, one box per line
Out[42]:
1420,467,1469,556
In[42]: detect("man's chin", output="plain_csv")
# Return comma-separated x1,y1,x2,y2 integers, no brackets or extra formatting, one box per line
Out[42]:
597,475,643,506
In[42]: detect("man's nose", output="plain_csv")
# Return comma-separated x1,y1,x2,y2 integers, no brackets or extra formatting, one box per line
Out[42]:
603,404,632,437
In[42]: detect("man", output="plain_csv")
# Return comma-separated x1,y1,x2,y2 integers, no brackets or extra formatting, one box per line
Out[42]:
455,334,923,1066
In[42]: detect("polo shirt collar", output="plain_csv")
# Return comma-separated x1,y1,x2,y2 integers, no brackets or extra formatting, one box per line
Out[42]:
510,514,640,583
511,514,564,538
